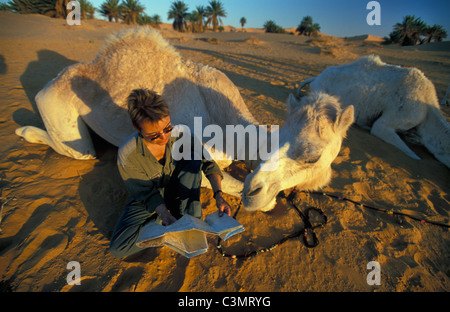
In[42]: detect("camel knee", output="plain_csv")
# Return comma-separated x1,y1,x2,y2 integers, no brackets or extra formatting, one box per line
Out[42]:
15,125,96,160
15,126,50,145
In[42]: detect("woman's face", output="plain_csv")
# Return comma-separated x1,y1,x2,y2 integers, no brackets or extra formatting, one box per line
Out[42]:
139,116,172,146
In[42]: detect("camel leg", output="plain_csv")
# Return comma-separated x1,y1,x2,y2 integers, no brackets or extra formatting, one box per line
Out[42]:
16,86,97,160
201,171,243,198
370,118,421,160
15,126,52,146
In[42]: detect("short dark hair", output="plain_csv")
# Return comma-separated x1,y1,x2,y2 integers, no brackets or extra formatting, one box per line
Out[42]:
127,89,170,131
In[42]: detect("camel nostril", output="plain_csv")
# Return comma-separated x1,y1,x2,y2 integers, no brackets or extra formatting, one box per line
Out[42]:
246,186,263,197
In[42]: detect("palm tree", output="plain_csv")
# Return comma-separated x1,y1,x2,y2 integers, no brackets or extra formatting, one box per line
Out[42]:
120,0,145,25
6,0,37,13
424,24,448,43
195,5,207,32
151,14,162,28
390,15,427,46
240,17,246,31
6,0,69,16
206,0,226,32
297,15,312,35
6,0,54,15
54,0,70,18
100,0,121,22
78,0,95,19
137,13,161,28
187,10,201,32
168,0,189,32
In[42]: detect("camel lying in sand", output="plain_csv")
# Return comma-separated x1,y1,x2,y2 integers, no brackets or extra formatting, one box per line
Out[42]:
297,55,450,168
15,27,354,211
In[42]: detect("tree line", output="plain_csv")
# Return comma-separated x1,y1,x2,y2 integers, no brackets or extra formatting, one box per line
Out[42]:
0,0,229,30
387,15,447,45
263,14,447,45
1,2,447,43
264,16,321,36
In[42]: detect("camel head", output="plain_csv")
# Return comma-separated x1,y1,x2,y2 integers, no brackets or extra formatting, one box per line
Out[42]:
242,92,354,211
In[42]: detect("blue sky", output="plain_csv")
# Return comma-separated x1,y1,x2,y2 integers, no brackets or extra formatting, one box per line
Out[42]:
2,0,450,38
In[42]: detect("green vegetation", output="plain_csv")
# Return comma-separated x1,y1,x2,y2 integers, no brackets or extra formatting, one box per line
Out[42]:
120,0,144,25
296,16,320,36
205,0,226,32
167,0,227,33
4,0,67,17
167,0,189,31
263,15,321,36
99,0,121,22
2,0,230,31
4,2,447,45
388,15,447,45
240,17,246,31
78,0,95,19
263,20,285,33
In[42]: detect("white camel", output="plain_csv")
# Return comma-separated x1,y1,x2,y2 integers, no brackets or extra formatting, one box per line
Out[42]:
15,27,354,211
297,55,450,168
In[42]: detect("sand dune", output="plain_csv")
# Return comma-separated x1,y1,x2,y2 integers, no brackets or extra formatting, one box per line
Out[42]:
0,12,449,292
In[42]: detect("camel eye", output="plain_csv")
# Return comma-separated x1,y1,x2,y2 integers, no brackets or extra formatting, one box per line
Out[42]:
304,155,321,164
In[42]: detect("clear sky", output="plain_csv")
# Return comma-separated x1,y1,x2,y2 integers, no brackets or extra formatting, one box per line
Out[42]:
2,0,450,38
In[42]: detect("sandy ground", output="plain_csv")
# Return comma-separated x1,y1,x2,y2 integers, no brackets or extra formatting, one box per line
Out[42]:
0,12,449,292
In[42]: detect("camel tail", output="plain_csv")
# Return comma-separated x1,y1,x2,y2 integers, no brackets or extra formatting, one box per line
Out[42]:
417,106,450,168
296,77,315,97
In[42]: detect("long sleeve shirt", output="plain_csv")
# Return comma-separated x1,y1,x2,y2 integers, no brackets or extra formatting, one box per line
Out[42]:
117,132,223,213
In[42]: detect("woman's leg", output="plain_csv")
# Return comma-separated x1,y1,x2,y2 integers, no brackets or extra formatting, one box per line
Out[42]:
109,200,159,258
164,159,203,219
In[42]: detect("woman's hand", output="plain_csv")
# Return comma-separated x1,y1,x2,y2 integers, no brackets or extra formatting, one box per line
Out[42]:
155,204,177,226
215,191,232,217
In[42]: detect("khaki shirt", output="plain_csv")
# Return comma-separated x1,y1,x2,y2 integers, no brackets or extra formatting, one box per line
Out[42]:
117,132,223,213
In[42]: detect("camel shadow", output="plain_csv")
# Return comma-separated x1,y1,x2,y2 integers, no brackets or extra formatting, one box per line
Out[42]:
71,78,130,240
176,46,293,106
15,50,78,128
78,132,128,239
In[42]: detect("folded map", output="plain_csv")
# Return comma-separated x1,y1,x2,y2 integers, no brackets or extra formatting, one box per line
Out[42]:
136,211,244,258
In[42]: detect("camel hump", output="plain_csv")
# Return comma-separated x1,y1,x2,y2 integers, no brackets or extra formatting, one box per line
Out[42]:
94,27,180,65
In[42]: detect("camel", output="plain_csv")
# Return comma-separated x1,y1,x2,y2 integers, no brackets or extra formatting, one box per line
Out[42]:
297,55,450,168
15,27,354,211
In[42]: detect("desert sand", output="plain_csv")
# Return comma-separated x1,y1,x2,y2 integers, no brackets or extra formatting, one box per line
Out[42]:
0,11,449,292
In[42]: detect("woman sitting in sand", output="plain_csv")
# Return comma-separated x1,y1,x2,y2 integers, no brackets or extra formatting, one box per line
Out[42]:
109,89,231,258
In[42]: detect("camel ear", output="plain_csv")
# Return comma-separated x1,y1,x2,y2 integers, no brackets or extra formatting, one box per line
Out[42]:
335,105,354,133
286,93,300,114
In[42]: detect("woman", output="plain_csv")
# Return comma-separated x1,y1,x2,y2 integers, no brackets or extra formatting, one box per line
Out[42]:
109,88,231,258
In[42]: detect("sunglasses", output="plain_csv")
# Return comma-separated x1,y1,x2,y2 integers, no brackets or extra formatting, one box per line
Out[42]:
143,123,174,142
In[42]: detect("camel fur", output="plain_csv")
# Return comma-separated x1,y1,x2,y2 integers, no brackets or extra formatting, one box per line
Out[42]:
297,55,450,168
